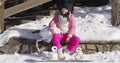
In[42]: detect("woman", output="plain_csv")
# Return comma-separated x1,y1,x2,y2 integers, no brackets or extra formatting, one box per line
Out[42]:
49,3,80,60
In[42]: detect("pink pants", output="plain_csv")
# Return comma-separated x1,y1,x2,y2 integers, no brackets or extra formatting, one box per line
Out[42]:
52,33,80,52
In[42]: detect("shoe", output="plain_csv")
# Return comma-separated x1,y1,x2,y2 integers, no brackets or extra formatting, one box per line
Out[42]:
74,47,84,60
58,53,65,60
64,48,75,55
49,46,58,60
57,48,65,60
63,49,75,60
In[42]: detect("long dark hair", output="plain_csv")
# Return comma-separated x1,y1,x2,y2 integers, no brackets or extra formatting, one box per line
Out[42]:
59,10,70,22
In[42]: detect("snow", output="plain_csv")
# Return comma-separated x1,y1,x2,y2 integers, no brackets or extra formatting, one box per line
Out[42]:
0,51,120,63
0,1,120,63
1,2,120,46
0,5,109,45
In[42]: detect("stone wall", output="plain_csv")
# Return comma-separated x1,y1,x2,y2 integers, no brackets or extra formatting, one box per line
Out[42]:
0,37,52,54
80,42,120,54
0,37,120,54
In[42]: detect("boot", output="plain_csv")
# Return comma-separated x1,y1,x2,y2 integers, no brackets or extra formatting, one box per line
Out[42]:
64,48,75,55
58,48,65,60
74,47,84,60
58,53,65,60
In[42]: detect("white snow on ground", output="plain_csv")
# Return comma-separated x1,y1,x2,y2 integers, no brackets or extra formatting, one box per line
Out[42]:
0,3,118,46
0,51,120,63
0,1,120,63
74,4,118,41
0,17,52,46
1,2,120,47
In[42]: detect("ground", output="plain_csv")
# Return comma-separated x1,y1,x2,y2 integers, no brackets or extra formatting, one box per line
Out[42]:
0,1,120,63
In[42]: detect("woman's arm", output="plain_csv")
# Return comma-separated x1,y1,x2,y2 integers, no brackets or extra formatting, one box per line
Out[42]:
65,14,75,42
68,14,76,38
49,13,58,34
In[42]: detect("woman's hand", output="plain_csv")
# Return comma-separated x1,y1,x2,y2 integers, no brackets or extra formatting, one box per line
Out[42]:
65,37,70,42
51,29,55,34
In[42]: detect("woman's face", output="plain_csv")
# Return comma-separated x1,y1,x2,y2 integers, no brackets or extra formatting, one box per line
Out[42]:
61,8,69,15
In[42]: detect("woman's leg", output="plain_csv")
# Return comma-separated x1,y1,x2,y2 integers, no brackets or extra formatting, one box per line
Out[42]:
67,35,80,53
52,33,62,49
52,33,68,48
52,33,66,60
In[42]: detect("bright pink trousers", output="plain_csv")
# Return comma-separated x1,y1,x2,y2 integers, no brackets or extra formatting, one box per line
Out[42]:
52,33,80,52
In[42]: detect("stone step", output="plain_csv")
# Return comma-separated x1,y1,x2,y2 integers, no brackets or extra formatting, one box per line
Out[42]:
0,37,120,54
